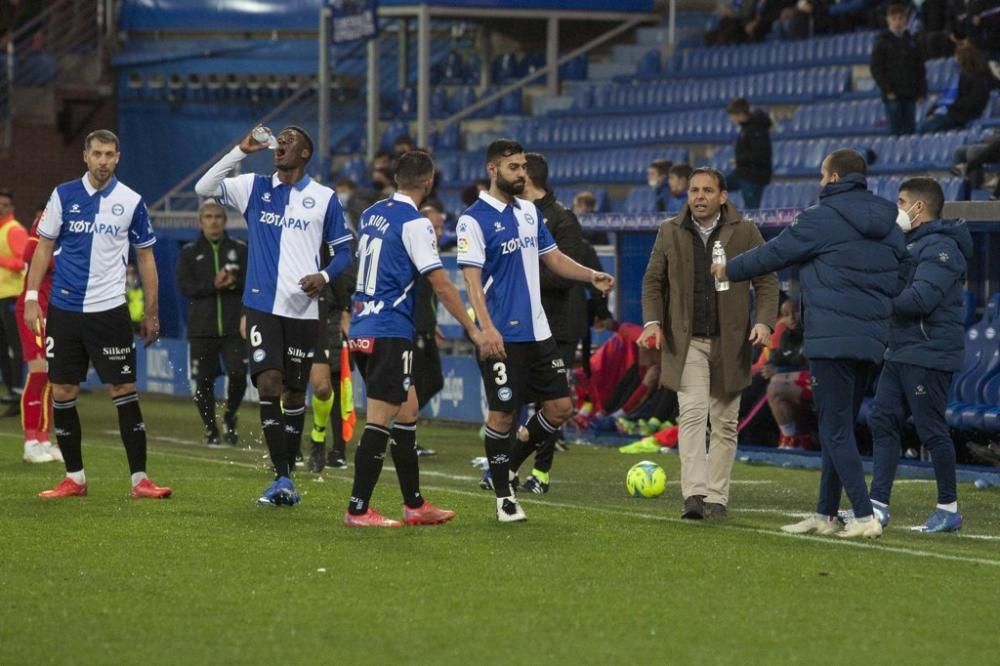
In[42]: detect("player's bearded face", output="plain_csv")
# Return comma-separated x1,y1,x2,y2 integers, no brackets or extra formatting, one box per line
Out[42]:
494,161,526,197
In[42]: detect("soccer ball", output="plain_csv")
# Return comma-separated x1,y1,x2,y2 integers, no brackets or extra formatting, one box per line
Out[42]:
626,461,666,498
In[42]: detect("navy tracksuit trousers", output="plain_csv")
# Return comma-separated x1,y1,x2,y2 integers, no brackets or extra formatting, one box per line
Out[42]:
868,360,957,506
809,359,876,519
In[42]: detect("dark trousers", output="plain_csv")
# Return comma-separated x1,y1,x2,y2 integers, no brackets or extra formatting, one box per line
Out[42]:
868,361,956,506
413,331,443,410
189,334,248,429
0,297,22,392
919,113,964,134
532,341,577,474
883,98,917,136
810,359,876,519
725,171,766,210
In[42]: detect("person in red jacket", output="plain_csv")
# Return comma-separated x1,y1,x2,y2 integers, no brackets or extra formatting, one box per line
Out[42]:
15,209,61,464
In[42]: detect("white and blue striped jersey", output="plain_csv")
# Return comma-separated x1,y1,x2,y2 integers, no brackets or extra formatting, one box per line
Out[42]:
38,175,155,313
457,191,557,342
349,193,443,339
217,172,352,320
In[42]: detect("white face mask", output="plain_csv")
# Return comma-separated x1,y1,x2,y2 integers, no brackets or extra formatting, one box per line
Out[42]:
896,203,917,232
648,179,660,189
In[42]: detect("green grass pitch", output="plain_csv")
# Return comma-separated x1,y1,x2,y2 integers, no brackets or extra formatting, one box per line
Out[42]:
2,393,998,664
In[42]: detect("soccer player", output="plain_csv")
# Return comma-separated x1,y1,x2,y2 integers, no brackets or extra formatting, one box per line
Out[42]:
176,201,248,446
24,129,172,499
195,126,353,506
458,139,614,523
15,209,61,464
345,150,500,527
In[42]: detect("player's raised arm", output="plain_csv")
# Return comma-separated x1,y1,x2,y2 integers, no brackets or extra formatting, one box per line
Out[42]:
194,128,269,203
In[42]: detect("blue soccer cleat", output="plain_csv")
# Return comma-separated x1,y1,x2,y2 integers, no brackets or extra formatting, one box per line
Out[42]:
910,509,963,533
871,501,891,528
257,476,301,507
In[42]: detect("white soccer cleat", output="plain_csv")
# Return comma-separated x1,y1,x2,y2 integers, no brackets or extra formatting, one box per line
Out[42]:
838,517,882,539
496,496,527,523
781,515,840,536
41,442,64,463
23,441,55,464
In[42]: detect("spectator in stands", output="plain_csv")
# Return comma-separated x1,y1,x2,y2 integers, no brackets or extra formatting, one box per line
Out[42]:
0,187,26,412
716,149,908,539
647,159,673,213
952,130,1000,199
705,0,758,45
772,0,829,40
964,0,1000,60
871,4,927,136
667,164,692,214
869,177,972,533
393,135,415,157
572,191,597,216
371,149,393,175
334,178,366,229
745,0,798,41
640,168,779,520
515,152,592,493
725,97,772,210
919,43,993,133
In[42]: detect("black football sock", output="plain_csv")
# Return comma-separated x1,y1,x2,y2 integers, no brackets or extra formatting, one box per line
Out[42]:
113,392,147,474
283,404,306,464
520,411,559,447
224,374,246,426
389,421,423,509
348,424,390,515
193,379,217,431
509,438,536,473
53,398,83,473
483,426,511,498
330,382,346,459
259,399,288,478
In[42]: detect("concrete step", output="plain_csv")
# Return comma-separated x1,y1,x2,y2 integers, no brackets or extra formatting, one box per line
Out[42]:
586,61,636,81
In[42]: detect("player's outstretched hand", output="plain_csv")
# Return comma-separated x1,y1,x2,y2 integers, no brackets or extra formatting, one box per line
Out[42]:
298,273,327,298
474,326,506,361
140,313,160,348
590,271,615,295
239,127,272,154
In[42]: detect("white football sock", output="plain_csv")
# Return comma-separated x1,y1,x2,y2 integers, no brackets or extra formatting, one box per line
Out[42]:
936,502,958,513
67,470,86,485
131,472,148,486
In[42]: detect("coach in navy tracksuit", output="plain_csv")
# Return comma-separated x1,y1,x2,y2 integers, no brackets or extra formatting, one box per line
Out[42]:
714,149,907,539
868,178,971,534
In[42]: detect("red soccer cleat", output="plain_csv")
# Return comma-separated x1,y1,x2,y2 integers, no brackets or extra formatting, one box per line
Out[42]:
777,435,797,449
403,500,456,526
131,478,173,499
38,477,88,498
343,507,403,528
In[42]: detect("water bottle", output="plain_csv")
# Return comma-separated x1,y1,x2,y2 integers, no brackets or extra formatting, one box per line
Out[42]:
712,240,729,291
251,125,278,149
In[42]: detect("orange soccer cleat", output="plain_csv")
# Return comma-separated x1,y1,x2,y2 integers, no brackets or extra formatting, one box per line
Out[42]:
38,477,88,498
130,478,173,499
402,500,456,526
343,507,403,528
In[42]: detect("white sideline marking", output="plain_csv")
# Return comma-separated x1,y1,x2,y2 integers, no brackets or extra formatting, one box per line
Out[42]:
8,433,998,565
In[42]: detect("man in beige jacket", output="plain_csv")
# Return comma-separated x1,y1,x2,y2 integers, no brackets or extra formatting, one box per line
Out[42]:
638,168,778,520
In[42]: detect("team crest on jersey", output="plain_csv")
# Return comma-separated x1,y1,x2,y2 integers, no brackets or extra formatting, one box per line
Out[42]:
227,249,238,261
261,192,272,203
112,203,125,216
524,212,535,226
303,197,316,209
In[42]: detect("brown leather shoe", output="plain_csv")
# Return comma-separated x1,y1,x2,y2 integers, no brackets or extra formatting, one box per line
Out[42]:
704,502,728,519
681,495,705,520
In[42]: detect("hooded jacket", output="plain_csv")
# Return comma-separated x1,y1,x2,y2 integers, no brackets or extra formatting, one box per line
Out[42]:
726,173,908,362
887,218,972,372
734,109,773,186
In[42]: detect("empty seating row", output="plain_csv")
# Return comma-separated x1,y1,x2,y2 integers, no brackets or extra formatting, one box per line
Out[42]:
947,294,1000,432
508,108,735,149
668,30,876,77
121,72,314,101
391,85,523,120
564,67,850,116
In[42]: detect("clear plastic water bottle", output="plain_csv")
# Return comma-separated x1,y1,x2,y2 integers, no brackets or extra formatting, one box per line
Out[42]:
251,125,278,149
712,240,729,291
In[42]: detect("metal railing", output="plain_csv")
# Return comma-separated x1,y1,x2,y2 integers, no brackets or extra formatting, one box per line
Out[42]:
1,0,102,149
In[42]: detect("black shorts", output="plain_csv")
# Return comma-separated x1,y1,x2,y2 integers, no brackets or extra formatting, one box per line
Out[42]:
244,309,318,392
314,309,344,372
47,303,136,385
479,338,570,412
189,334,247,382
350,336,412,405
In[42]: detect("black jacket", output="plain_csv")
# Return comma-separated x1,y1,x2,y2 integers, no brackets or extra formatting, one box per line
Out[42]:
936,70,994,124
870,30,927,100
734,110,773,186
177,233,247,338
536,191,589,343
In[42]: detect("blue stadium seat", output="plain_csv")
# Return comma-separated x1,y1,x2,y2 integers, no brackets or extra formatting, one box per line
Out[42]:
636,49,661,78
500,88,522,115
947,294,1000,427
492,53,520,84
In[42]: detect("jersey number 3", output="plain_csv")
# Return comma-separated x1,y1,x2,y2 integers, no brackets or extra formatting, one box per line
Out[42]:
356,235,384,296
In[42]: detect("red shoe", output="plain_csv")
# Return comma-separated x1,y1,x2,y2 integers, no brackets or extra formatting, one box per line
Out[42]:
403,500,456,526
796,433,817,451
777,435,797,449
343,507,403,528
38,477,88,498
131,478,173,499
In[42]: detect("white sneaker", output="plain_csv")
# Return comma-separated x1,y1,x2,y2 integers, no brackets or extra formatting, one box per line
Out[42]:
781,515,840,535
23,441,54,464
838,518,882,539
41,441,64,463
496,496,527,523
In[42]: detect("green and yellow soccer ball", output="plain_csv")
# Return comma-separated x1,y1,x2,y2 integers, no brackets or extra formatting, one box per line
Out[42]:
626,461,667,498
